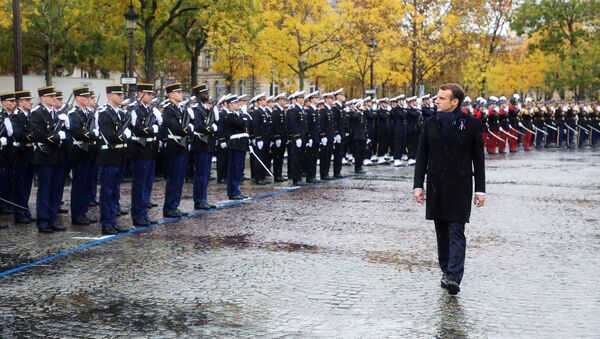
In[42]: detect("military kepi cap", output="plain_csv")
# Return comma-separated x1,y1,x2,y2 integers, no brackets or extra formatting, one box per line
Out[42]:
73,86,91,97
14,90,33,100
0,92,15,101
106,84,124,94
165,83,182,94
38,86,56,97
192,83,208,94
137,83,155,93
55,90,63,99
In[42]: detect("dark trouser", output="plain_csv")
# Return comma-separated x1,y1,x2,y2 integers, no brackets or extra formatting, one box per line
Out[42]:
545,128,556,146
319,142,333,179
271,140,286,179
406,128,419,160
216,145,228,182
163,154,188,213
558,127,567,147
366,128,376,158
131,159,155,222
71,161,94,220
227,149,245,197
100,165,123,228
303,143,318,180
353,140,365,172
566,127,575,147
393,127,406,160
36,164,65,230
12,161,33,221
578,130,589,147
434,221,466,284
90,163,99,203
333,139,344,176
253,144,271,181
288,141,303,181
192,151,212,204
534,128,544,147
0,157,12,212
377,128,389,156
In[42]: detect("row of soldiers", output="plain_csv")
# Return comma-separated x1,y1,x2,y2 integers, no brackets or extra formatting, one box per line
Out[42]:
2,83,597,234
461,94,600,152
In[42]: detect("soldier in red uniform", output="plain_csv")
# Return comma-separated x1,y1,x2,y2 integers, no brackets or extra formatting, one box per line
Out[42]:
486,96,501,154
497,96,510,153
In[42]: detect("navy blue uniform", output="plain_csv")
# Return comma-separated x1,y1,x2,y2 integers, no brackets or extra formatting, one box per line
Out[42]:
223,109,249,198
286,104,306,183
10,108,34,223
69,105,98,223
319,104,334,179
304,105,320,181
190,103,216,206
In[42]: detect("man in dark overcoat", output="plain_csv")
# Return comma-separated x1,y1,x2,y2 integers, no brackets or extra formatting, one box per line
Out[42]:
413,83,486,295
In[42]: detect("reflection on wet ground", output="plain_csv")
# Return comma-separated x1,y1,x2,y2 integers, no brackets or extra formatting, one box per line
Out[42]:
1,150,600,337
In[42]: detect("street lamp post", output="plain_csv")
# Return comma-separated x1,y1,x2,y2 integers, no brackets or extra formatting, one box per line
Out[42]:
367,36,377,95
13,0,23,90
124,1,138,99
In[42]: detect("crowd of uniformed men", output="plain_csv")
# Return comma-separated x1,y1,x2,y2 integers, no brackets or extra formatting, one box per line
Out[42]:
0,84,598,234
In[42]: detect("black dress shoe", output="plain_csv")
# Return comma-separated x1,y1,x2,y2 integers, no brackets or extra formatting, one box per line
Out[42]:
229,195,247,200
274,177,286,182
194,203,212,210
293,180,306,186
72,217,91,225
102,226,119,235
114,224,134,233
52,225,67,231
306,178,319,184
133,219,149,227
217,179,225,184
0,224,8,230
119,210,129,216
446,281,460,295
146,218,158,225
440,274,449,289
38,227,54,233
163,210,183,218
147,202,158,208
354,170,367,174
58,208,68,214
256,179,271,185
334,174,345,179
242,176,250,181
321,176,334,181
15,218,32,224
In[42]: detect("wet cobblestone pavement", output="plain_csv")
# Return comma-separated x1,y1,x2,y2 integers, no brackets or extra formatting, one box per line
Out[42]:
1,150,600,338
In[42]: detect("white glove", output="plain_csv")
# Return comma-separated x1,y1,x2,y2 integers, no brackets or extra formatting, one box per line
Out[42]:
4,118,13,136
187,107,195,120
296,138,302,148
92,129,99,137
124,128,132,139
220,142,227,149
367,138,371,144
307,139,313,147
275,139,282,148
321,137,327,146
188,123,194,132
345,133,349,137
334,134,342,143
0,137,6,146
152,107,163,125
152,125,159,134
257,140,264,150
58,113,70,129
211,123,218,132
494,107,499,113
130,111,137,126
58,131,66,140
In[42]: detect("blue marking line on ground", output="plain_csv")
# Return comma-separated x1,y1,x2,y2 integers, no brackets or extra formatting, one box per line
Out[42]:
0,179,343,279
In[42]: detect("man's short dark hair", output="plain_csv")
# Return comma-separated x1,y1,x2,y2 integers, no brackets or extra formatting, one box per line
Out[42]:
440,83,465,107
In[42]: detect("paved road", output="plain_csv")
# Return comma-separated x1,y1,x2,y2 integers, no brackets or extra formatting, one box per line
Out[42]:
1,149,599,338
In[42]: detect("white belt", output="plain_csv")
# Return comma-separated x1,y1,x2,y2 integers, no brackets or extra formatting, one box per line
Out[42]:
167,135,182,140
101,144,127,150
229,133,249,140
132,136,156,142
73,140,85,146
13,142,32,147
